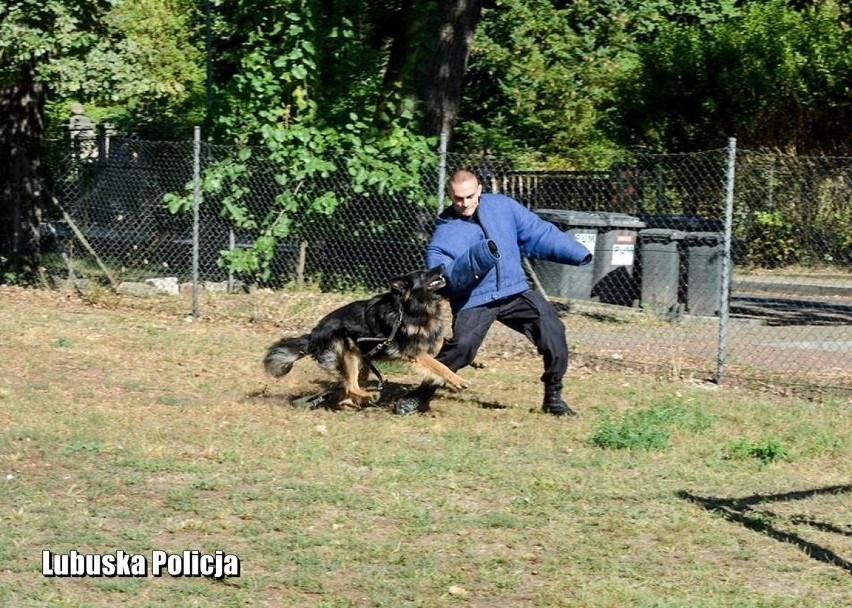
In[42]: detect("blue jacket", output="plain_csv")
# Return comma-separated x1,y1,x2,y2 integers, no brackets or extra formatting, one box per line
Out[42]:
426,193,593,312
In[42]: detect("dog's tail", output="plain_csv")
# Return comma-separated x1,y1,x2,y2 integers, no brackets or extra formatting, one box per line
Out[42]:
264,335,311,377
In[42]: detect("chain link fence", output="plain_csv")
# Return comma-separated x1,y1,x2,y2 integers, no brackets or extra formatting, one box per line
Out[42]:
46,134,441,292
41,134,852,394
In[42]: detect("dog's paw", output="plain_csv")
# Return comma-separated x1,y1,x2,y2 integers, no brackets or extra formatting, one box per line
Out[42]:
336,397,362,411
342,389,380,406
446,377,468,391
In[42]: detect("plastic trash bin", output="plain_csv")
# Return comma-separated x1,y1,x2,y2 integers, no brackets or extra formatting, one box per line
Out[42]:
591,212,646,306
638,229,686,316
531,209,605,299
683,231,724,316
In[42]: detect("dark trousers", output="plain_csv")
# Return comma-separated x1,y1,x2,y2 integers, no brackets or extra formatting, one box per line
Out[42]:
437,290,568,385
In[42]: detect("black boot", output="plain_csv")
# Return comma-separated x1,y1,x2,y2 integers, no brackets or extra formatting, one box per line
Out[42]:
542,381,578,417
393,383,438,415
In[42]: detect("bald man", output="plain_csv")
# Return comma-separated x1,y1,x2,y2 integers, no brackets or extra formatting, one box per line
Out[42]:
394,169,593,416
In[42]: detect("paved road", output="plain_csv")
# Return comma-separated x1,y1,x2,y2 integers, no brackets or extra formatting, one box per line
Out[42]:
533,273,852,388
733,273,852,298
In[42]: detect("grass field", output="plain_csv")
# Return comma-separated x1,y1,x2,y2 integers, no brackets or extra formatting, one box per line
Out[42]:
1,285,850,607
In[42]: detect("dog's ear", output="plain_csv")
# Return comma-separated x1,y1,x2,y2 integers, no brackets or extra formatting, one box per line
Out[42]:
390,275,410,292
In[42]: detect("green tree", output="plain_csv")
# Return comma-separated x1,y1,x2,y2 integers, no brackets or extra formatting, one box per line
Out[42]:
175,0,437,280
1,1,108,282
0,0,205,283
81,0,206,137
611,0,852,152
453,0,852,158
207,0,481,140
452,0,731,162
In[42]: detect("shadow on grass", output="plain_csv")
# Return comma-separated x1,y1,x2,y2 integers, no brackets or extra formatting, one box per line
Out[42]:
678,485,852,575
247,380,501,413
247,379,410,411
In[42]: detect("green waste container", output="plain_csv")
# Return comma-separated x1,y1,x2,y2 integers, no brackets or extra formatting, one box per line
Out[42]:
684,231,724,316
638,229,686,316
591,212,646,306
532,209,604,299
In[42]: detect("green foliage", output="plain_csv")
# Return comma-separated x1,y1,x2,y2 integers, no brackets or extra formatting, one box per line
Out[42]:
60,439,104,455
733,152,852,269
722,437,790,464
166,110,437,281
457,0,633,160
84,0,206,135
455,0,749,160
811,169,852,264
0,0,205,136
165,0,438,281
5,0,852,163
209,0,415,139
591,412,671,451
590,396,714,451
746,210,799,267
0,256,20,284
613,0,852,152
52,337,72,348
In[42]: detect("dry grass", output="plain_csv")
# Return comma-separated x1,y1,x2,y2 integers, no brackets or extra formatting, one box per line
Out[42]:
0,285,850,607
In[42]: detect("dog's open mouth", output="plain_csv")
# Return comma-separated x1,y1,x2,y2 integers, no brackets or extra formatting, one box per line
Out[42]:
428,276,446,291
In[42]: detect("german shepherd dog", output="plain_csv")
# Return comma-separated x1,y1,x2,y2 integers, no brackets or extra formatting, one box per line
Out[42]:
263,264,467,407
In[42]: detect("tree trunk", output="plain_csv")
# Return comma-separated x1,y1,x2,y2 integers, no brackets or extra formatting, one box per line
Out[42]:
0,60,45,283
412,0,482,140
381,1,417,93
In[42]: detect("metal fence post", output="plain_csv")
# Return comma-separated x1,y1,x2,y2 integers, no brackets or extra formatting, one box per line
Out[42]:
227,230,235,293
192,126,201,318
716,137,737,384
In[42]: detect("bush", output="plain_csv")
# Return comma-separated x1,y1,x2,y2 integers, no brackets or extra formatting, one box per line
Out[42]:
722,437,790,464
590,397,714,451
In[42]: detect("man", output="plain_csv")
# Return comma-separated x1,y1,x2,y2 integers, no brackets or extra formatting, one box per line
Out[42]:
394,169,593,416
